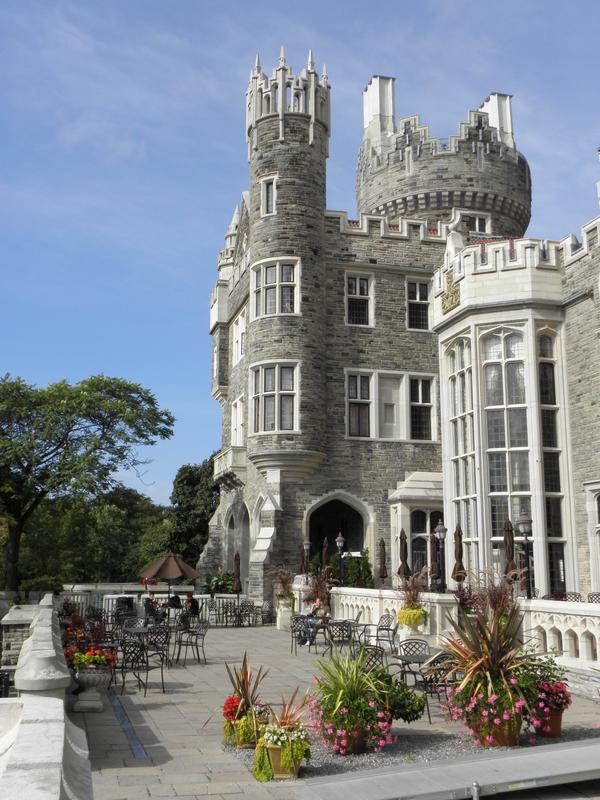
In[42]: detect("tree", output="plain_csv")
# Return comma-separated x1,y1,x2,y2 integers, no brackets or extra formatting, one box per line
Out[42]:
0,374,175,590
169,458,219,564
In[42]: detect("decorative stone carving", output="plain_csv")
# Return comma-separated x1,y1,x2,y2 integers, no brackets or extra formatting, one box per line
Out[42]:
441,272,461,314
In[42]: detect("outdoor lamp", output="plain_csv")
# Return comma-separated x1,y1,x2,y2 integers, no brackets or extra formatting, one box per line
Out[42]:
303,538,310,578
434,522,448,542
335,532,345,587
516,510,533,600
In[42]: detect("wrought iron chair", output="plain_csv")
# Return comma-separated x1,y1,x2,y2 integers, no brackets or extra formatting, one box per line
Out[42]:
260,600,275,624
588,593,600,604
323,620,353,655
396,638,430,680
146,624,172,669
176,621,209,665
564,592,582,602
120,639,165,697
239,600,256,626
360,644,386,672
290,615,308,655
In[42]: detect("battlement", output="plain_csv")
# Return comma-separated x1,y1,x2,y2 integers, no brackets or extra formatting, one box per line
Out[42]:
432,214,600,329
246,48,330,156
325,209,448,242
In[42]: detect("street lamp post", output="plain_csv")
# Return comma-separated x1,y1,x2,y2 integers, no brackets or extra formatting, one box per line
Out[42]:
303,538,310,581
434,521,448,591
335,532,345,587
516,511,533,600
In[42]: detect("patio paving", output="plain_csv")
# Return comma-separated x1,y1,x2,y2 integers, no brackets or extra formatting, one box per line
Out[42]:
81,625,600,800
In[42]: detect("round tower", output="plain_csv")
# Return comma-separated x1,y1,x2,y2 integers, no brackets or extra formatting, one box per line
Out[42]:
356,77,531,237
244,49,330,477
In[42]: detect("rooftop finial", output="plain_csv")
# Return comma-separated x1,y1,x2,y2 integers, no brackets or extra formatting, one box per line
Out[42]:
307,49,315,72
254,52,261,74
322,63,328,81
279,45,286,66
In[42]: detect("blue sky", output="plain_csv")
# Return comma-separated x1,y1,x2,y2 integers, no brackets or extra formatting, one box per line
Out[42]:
2,1,599,505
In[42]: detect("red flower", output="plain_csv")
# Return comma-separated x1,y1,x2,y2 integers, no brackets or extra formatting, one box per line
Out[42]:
223,694,241,721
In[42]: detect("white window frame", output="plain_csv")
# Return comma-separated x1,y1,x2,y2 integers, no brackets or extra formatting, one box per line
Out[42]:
232,306,247,366
251,258,301,320
408,376,434,441
249,360,300,435
260,174,277,217
231,395,245,446
345,271,375,328
406,278,430,331
344,368,437,441
346,371,373,438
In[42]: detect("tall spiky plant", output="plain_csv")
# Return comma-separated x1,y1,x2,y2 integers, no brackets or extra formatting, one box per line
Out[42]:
224,651,269,718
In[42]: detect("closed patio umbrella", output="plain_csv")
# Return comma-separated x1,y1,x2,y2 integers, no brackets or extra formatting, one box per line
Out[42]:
504,519,517,578
322,537,329,570
378,537,388,583
232,551,242,595
429,534,440,580
451,525,467,583
397,528,412,581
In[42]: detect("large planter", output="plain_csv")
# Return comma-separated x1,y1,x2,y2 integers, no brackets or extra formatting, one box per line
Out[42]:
538,709,563,738
475,714,522,748
276,603,292,632
397,607,426,629
75,668,112,691
266,745,301,779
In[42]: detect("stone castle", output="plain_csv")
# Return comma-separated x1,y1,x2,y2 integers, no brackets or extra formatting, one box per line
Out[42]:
199,49,600,600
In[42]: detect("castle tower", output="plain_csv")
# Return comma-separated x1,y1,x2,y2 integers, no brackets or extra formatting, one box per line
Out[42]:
244,50,331,481
357,77,532,237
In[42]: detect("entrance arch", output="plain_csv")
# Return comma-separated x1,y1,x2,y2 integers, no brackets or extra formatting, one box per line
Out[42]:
307,498,365,561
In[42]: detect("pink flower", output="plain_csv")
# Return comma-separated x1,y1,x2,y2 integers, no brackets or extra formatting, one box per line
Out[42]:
481,709,488,718
493,718,501,726
531,718,541,728
488,694,498,704
509,677,518,685
473,738,481,746
340,739,347,747
339,748,346,755
379,739,386,747
503,712,511,721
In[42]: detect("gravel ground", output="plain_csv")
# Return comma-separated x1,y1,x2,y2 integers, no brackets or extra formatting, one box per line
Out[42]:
228,722,600,781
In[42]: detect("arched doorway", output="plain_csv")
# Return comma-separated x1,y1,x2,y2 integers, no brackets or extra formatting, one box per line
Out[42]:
308,499,364,561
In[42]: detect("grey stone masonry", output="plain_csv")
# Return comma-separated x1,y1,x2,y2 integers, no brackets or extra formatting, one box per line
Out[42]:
1,605,36,673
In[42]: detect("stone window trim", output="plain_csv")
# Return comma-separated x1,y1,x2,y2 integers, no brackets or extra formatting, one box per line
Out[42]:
537,328,564,538
344,368,438,442
406,277,431,331
344,270,375,328
250,257,301,321
230,394,245,447
259,173,277,217
248,360,300,436
232,306,247,366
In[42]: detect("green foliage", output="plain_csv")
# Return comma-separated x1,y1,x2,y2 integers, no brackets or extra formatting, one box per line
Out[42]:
205,570,235,594
19,575,64,593
315,648,386,722
328,550,374,588
0,374,174,589
397,607,427,627
378,672,426,722
252,740,273,782
169,459,219,564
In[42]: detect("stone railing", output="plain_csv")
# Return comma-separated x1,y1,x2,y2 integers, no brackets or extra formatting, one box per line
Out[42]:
331,587,600,680
0,594,92,799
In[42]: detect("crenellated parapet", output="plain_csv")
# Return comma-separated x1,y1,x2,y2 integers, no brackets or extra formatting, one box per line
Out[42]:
246,48,330,157
357,77,531,237
432,214,600,329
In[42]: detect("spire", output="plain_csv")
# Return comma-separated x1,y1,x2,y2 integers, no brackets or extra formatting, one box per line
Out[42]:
279,45,286,66
227,205,240,234
307,49,315,72
322,63,328,81
254,52,261,74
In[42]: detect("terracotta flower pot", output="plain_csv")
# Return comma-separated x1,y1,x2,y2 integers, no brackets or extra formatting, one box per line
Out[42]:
345,729,367,754
266,745,301,779
476,714,522,747
538,709,563,738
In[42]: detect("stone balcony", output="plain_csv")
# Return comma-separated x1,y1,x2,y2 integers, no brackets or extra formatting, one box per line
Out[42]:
213,445,247,485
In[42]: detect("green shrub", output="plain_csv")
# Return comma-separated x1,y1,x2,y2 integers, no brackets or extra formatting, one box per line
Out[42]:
19,575,64,593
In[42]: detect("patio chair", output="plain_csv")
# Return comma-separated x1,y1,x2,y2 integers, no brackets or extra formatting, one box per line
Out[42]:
323,620,353,656
223,600,242,627
205,598,219,625
360,644,386,672
239,600,256,626
290,614,308,655
260,600,275,624
176,621,209,665
120,639,165,697
564,592,581,602
146,624,172,669
588,593,600,604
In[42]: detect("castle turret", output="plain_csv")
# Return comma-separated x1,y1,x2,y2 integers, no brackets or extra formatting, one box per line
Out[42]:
244,49,331,478
357,77,532,237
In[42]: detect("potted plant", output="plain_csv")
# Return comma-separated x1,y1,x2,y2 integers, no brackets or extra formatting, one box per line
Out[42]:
378,670,427,723
433,604,539,748
66,645,117,690
252,688,311,781
523,654,572,738
221,652,269,748
397,574,428,630
311,649,392,755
